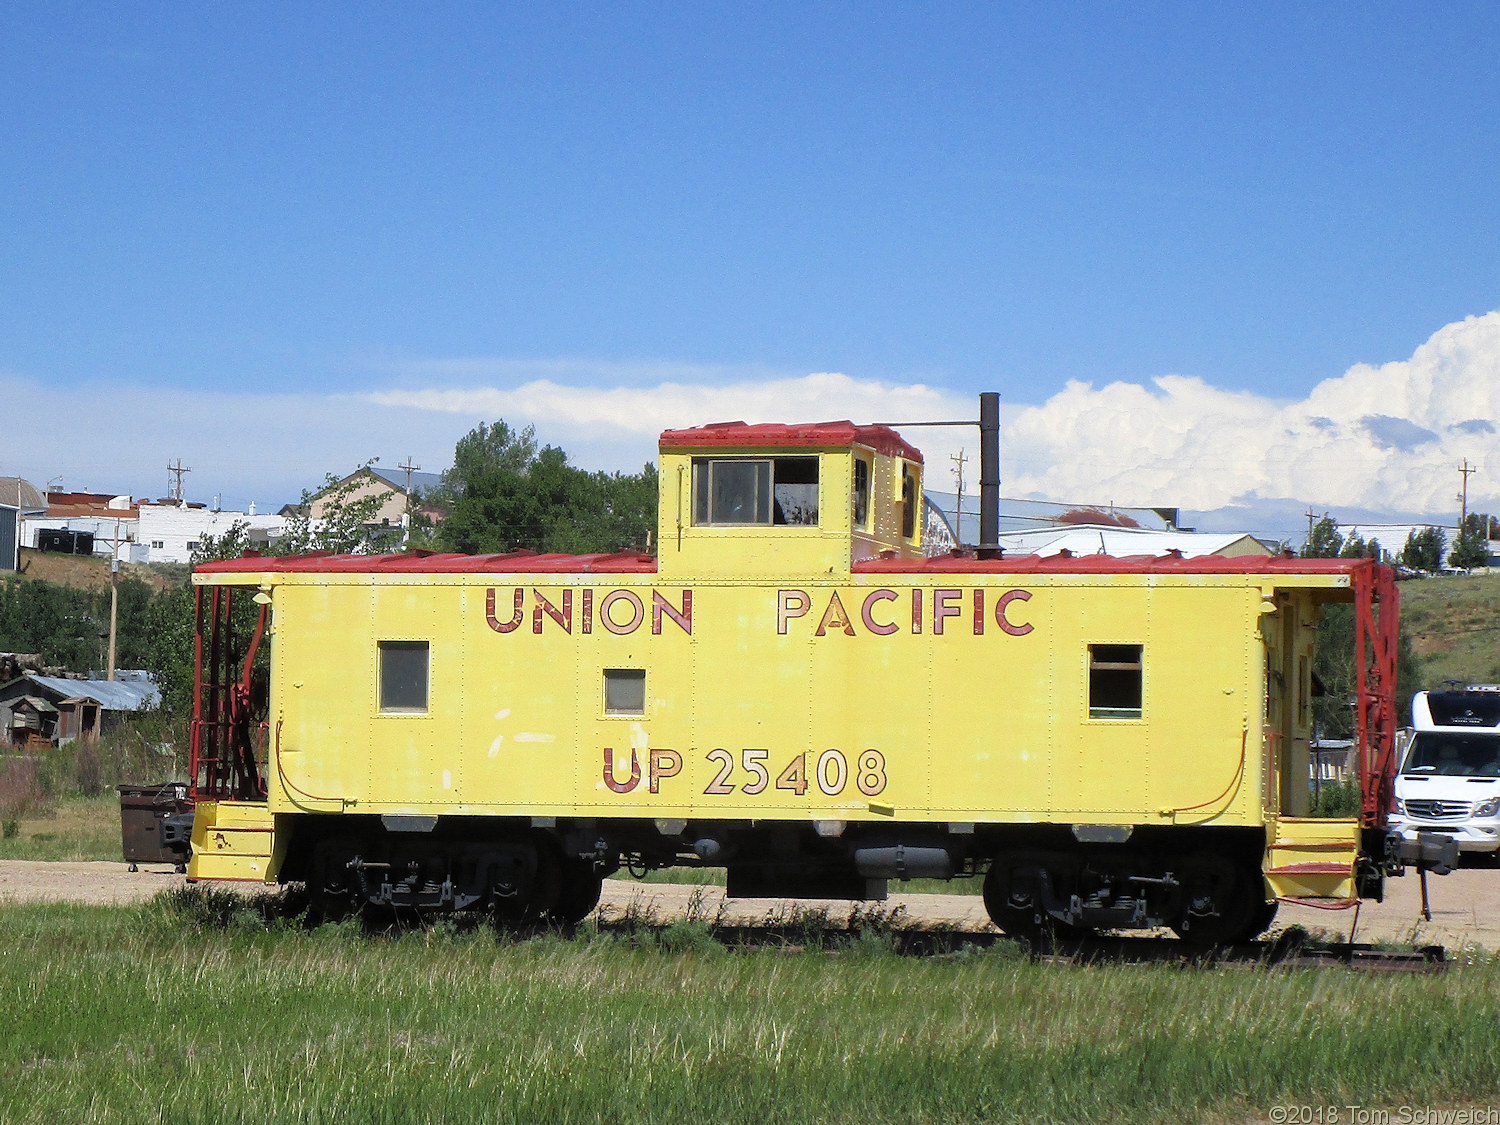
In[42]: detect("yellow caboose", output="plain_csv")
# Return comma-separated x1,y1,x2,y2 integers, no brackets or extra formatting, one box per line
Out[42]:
188,410,1416,942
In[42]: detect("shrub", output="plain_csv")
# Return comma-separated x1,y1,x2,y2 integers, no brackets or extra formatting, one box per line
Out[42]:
72,741,103,797
0,757,50,822
1311,778,1361,817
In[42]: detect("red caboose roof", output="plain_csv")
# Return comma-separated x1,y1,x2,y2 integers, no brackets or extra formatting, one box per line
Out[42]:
853,553,1383,578
196,549,1387,582
659,421,922,464
194,551,660,575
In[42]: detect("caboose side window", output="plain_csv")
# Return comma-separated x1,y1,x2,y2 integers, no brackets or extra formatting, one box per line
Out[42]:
1089,644,1142,719
691,457,819,526
900,464,918,539
379,641,429,713
852,456,871,530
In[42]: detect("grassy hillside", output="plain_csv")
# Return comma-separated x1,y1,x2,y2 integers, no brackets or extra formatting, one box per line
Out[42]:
15,547,180,592
1399,570,1500,690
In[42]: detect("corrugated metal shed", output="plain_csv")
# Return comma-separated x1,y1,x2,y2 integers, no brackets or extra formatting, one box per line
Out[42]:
0,478,46,513
25,675,160,712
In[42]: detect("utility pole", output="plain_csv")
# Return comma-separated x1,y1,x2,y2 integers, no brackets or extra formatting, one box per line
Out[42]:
97,517,130,681
398,457,420,515
950,449,968,547
167,460,190,505
1459,459,1477,527
1305,507,1317,553
398,457,420,549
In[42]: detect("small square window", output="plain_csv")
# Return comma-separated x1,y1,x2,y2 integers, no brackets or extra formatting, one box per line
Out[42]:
604,668,646,715
380,641,429,712
1089,644,1142,719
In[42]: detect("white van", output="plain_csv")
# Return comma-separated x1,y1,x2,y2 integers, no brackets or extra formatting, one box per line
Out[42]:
1392,685,1500,854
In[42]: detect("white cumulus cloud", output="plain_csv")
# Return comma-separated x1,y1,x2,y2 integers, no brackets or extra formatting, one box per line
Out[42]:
1002,311,1500,519
4,312,1498,543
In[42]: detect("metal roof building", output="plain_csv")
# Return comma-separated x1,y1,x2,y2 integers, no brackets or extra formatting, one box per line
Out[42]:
0,672,159,747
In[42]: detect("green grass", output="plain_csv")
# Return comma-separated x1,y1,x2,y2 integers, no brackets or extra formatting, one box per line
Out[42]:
0,794,123,862
0,891,1497,1125
1400,571,1500,689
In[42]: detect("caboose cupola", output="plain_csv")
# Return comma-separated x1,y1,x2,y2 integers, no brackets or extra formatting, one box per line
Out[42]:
655,420,925,579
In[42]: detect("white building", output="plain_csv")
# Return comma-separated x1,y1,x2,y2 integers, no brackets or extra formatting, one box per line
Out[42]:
135,501,286,564
922,491,1271,560
20,491,286,565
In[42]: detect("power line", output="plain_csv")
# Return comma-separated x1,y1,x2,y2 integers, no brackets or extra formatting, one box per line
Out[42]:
1458,459,1477,526
950,449,968,546
166,459,190,504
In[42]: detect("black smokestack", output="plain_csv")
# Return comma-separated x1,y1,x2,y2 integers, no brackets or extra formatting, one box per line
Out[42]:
978,392,1000,559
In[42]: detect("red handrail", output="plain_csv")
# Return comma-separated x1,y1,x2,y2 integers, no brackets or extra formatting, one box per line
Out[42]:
1353,563,1400,827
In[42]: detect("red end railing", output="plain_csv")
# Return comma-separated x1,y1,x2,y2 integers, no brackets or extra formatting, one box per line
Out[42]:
1353,562,1400,827
189,585,271,802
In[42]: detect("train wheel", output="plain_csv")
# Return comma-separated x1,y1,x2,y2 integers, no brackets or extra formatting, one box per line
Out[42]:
982,861,1090,944
550,860,604,925
523,844,562,922
308,838,363,919
489,838,565,925
1170,858,1261,945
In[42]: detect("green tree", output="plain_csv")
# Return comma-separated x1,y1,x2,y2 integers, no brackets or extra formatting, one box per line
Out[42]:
1312,603,1423,740
0,577,103,672
1401,526,1447,572
278,462,391,555
1337,533,1384,562
433,421,656,555
142,586,196,718
1302,515,1343,558
1449,512,1490,572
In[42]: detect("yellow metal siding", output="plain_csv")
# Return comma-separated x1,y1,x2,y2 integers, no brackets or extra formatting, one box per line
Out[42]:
256,572,1280,830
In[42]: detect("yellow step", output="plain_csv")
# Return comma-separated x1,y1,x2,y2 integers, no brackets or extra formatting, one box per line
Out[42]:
187,800,276,884
1264,816,1359,905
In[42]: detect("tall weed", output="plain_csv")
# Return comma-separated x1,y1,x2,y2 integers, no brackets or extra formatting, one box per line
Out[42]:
0,756,50,826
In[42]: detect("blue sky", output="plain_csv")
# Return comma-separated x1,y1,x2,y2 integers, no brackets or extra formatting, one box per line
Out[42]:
3,4,1499,541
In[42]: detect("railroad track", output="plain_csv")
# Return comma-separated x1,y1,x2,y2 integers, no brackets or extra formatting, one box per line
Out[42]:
591,918,1449,971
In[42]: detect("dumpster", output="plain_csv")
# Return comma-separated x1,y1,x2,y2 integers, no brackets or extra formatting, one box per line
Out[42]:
117,783,193,872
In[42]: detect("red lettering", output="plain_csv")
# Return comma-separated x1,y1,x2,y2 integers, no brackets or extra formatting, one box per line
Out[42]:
861,589,899,636
996,589,1034,636
933,588,961,635
600,590,645,635
778,589,811,635
911,588,923,634
973,589,984,635
532,589,572,634
486,588,524,633
651,590,692,635
815,592,856,637
603,747,641,794
581,589,593,634
648,748,682,793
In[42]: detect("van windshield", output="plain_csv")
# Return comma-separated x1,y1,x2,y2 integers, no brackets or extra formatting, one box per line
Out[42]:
1403,733,1500,777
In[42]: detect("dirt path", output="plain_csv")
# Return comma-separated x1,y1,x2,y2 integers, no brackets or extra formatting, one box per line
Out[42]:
3,859,1496,947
